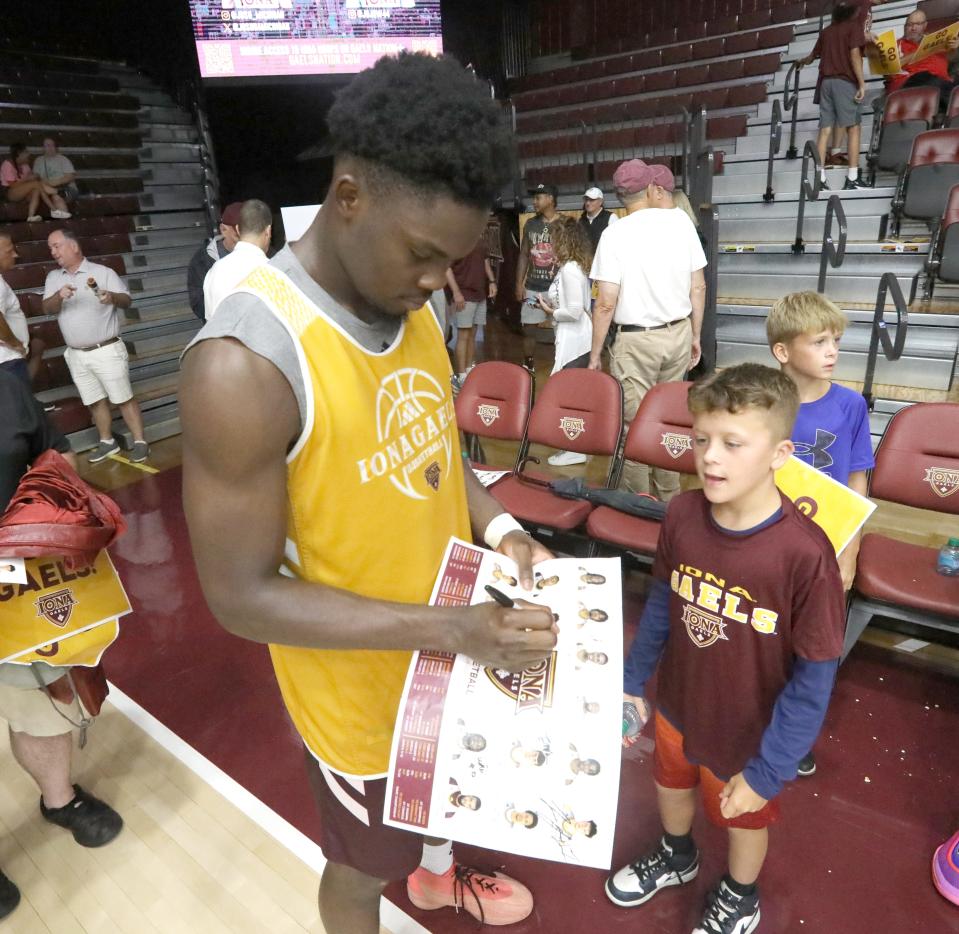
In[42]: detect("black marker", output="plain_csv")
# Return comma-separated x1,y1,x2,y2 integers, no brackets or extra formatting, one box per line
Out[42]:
484,584,515,607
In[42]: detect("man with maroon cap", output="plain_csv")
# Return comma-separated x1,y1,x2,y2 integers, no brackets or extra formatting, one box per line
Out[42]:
187,201,244,321
589,159,706,500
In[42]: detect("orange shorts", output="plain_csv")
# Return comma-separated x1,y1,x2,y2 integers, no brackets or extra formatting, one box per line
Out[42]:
653,712,780,830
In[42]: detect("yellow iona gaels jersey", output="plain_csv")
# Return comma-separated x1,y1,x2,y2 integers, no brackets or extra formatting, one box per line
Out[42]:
236,266,470,777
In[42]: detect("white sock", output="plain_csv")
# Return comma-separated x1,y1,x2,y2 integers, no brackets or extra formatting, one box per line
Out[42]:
457,372,466,380
847,166,858,181
820,169,827,182
419,840,454,875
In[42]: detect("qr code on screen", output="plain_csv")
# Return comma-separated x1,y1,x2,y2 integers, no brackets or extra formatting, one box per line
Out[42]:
204,43,235,76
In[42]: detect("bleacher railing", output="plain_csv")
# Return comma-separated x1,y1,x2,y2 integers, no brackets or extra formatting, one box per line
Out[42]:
764,98,783,202
783,61,802,160
189,81,222,235
698,202,720,374
862,272,910,410
817,194,848,292
792,140,823,253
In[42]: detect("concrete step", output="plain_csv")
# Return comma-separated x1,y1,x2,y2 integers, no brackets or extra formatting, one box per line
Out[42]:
124,301,194,324
718,213,884,242
714,166,895,198
141,124,198,144
719,248,923,275
134,210,207,232
125,246,195,274
138,186,205,212
129,227,206,251
138,105,193,126
712,183,896,205
139,163,205,185
125,269,189,301
67,396,181,453
139,142,202,163
124,317,199,355
131,87,177,108
719,271,915,302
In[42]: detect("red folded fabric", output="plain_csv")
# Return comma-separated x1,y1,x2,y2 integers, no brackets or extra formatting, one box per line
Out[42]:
0,450,126,568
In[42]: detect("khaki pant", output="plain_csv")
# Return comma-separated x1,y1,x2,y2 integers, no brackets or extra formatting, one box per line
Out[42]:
609,318,692,499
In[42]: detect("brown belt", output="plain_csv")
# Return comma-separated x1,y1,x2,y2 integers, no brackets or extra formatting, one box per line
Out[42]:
74,336,121,352
618,317,688,333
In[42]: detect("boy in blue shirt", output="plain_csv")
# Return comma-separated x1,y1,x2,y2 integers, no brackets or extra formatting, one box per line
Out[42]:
768,291,875,775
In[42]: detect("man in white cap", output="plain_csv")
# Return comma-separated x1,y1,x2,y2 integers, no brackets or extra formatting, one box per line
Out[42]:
578,186,618,251
588,159,706,501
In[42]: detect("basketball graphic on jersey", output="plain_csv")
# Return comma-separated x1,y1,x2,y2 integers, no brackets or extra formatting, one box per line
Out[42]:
358,367,455,501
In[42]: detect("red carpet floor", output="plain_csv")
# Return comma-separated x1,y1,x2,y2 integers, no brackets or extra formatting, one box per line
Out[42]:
102,469,959,932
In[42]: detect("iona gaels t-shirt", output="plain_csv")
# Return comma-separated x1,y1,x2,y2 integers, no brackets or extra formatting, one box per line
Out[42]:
651,491,846,781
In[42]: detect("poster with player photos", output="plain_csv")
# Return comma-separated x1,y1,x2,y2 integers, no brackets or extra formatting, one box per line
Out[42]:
384,538,623,870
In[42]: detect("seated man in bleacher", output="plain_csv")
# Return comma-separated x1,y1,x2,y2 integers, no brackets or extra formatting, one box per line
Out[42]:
888,6,959,111
0,232,29,385
186,201,243,321
41,229,150,464
32,137,79,203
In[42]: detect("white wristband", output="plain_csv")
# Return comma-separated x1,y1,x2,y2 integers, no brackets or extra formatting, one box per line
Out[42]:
483,513,526,551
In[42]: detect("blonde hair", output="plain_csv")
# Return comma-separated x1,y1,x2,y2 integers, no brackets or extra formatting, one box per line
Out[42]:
766,291,848,348
672,189,699,228
688,363,799,441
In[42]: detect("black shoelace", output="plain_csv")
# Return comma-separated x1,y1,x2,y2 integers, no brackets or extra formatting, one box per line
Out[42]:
452,865,500,925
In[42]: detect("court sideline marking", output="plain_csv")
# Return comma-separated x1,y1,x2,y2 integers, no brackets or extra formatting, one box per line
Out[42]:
107,682,431,934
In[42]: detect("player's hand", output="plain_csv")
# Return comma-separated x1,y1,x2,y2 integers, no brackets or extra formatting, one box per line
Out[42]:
854,84,866,103
622,693,651,748
58,284,76,301
719,772,768,820
459,599,558,671
498,530,553,590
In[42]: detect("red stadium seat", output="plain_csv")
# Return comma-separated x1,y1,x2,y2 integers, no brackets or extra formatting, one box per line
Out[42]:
490,370,624,533
948,85,959,128
587,381,695,558
846,402,959,655
708,60,745,83
913,184,959,298
455,362,533,472
868,86,939,185
662,43,693,66
891,128,959,235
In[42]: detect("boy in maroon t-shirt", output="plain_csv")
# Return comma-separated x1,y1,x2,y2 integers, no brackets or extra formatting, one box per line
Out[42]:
799,1,869,189
606,364,846,934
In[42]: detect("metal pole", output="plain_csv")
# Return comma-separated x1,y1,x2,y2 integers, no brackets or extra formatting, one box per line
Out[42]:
764,98,783,202
862,272,910,410
784,62,801,161
817,194,848,292
792,140,823,254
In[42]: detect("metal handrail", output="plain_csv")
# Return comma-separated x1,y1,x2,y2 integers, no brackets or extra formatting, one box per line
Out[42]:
764,98,783,202
792,140,823,254
783,61,802,160
681,107,691,193
695,147,716,207
817,194,848,292
909,215,943,303
862,272,909,409
698,202,720,373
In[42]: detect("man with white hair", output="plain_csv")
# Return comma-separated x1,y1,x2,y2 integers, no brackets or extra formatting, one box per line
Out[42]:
578,186,618,251
589,159,707,500
888,6,959,110
42,229,149,463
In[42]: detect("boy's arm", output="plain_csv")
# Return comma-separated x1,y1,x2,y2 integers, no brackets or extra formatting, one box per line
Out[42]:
837,469,869,590
722,656,840,818
851,47,866,101
798,35,822,66
623,578,671,704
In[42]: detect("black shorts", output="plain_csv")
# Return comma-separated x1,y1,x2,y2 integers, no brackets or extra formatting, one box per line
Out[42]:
303,747,423,881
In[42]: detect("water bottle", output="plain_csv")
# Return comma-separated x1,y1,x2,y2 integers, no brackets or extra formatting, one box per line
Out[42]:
937,538,959,577
622,702,643,738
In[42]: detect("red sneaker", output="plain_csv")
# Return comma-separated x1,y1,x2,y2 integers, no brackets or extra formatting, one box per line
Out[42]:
407,863,534,925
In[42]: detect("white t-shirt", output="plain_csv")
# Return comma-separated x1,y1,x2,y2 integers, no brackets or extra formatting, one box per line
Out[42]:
0,277,28,365
203,241,269,320
43,259,128,348
590,207,707,327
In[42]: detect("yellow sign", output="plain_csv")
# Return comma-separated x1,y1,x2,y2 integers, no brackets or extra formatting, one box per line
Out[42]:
868,30,902,76
775,456,876,555
912,21,959,64
0,551,131,665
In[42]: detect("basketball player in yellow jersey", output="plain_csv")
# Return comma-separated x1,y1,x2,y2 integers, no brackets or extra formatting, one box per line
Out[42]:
180,53,557,933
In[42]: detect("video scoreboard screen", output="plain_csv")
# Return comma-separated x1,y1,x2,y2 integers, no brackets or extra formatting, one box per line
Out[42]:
189,1,443,79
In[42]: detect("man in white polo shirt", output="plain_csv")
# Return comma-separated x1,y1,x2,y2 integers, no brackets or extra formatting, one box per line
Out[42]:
202,198,272,319
0,233,30,385
42,229,149,463
588,159,707,500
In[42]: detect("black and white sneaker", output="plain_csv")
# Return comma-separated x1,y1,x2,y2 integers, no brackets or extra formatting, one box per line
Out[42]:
605,836,699,908
692,880,761,934
797,752,816,777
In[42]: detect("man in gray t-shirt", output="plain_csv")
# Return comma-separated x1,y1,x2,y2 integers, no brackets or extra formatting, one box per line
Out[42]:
32,138,78,201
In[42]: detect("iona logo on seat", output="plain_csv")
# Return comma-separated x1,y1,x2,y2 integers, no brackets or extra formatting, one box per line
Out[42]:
560,416,586,441
477,404,501,427
660,432,692,459
925,466,959,498
356,368,455,500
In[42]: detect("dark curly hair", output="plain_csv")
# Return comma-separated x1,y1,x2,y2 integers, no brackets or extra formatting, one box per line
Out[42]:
326,52,514,209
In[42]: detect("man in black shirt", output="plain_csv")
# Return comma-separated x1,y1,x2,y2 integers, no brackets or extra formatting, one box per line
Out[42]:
578,186,618,251
186,201,243,321
0,369,123,921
